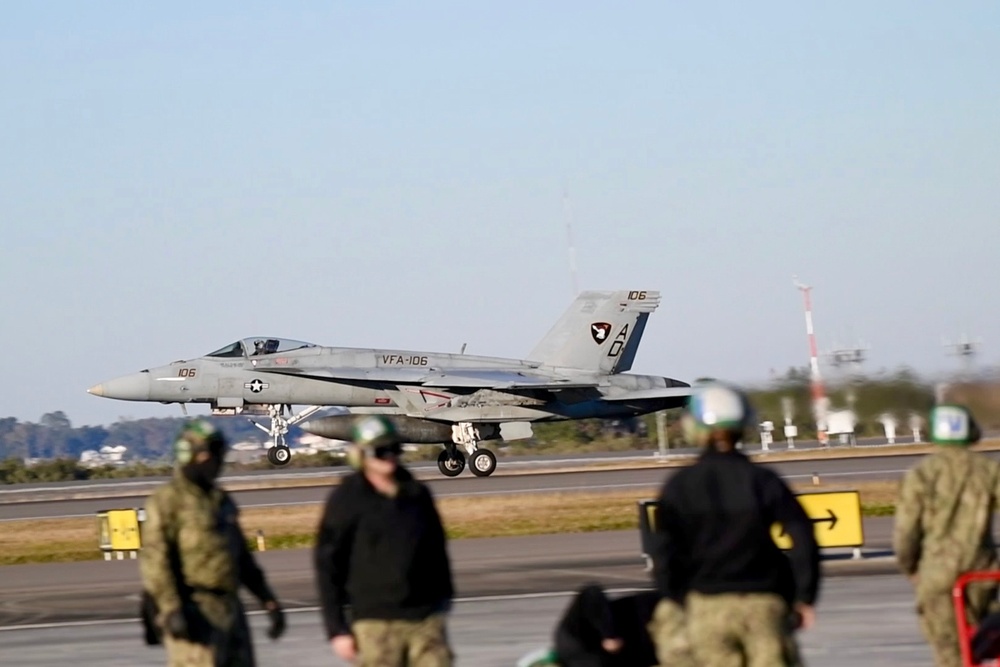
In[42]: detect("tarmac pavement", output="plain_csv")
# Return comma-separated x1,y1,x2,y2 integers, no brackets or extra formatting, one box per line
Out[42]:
0,574,932,666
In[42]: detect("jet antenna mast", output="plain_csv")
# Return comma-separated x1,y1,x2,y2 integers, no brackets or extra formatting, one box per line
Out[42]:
563,190,580,297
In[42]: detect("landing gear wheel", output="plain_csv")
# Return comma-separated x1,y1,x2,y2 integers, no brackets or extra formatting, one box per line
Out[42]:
470,449,497,477
271,446,291,466
437,450,466,477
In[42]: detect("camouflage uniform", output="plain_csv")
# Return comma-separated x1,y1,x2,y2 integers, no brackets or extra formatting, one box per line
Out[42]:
141,472,277,667
685,592,803,667
646,598,696,667
352,614,452,667
894,445,1000,667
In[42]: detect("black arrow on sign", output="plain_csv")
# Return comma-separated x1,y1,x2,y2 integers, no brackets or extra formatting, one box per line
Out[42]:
814,509,838,530
775,509,839,537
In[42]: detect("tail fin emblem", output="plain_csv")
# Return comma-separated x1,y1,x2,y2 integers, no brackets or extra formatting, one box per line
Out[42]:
591,322,612,345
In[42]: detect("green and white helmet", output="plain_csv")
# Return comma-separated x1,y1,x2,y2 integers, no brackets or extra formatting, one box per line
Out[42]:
930,404,981,445
351,415,400,449
346,415,402,469
174,419,226,465
681,382,755,445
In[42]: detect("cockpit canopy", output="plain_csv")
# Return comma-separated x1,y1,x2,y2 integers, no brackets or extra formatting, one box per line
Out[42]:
206,338,317,358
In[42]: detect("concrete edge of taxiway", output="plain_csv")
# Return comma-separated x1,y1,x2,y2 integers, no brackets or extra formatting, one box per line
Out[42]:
822,552,899,576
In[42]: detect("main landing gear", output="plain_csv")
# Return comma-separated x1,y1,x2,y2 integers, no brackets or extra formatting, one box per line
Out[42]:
248,404,324,467
436,423,498,478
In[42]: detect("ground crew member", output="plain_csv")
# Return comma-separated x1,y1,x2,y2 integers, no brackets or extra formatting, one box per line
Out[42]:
140,419,286,667
314,415,454,666
552,584,659,667
894,404,1000,667
650,382,821,666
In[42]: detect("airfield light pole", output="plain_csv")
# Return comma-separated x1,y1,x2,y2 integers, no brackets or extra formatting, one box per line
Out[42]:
793,277,829,446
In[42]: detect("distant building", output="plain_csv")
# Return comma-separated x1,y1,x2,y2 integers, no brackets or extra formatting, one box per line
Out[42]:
297,433,349,452
79,445,128,468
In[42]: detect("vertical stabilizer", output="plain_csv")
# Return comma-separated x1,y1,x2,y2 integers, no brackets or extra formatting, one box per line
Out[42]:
527,290,661,372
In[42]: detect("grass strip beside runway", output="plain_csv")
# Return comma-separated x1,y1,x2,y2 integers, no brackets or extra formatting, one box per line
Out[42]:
0,480,898,566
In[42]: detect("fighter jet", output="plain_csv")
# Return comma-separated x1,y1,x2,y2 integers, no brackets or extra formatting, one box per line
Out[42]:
88,290,691,477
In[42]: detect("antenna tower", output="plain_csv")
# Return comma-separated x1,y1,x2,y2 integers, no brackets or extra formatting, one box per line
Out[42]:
563,190,580,297
943,332,981,380
826,338,868,411
826,333,869,380
793,276,829,445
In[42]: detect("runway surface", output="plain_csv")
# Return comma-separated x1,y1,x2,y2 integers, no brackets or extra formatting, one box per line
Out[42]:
2,451,978,521
0,517,911,628
0,574,933,666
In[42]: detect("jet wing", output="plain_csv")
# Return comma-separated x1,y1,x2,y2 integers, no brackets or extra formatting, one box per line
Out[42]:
419,370,599,390
257,367,429,384
601,387,693,402
258,367,600,390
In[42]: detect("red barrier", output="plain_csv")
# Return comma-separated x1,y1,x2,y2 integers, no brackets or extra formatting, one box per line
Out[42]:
953,571,1000,667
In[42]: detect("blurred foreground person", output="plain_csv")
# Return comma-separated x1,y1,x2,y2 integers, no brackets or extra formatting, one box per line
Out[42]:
650,383,821,666
514,585,659,667
894,404,1000,667
315,415,454,667
553,584,659,667
140,420,285,667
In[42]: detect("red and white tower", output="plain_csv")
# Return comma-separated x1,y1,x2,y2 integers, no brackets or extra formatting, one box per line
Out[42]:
793,277,829,445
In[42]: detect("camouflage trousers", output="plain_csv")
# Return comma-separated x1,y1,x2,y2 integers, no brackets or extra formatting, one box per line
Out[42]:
162,622,254,667
647,598,697,667
685,591,803,667
163,598,255,667
353,613,453,667
916,583,996,667
161,595,253,667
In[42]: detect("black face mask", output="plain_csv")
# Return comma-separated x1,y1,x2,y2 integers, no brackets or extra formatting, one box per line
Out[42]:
182,455,223,490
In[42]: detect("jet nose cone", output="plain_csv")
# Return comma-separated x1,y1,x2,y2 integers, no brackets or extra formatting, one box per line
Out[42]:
87,373,151,401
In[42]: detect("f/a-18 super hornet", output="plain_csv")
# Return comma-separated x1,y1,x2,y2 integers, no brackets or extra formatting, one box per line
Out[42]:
88,290,691,477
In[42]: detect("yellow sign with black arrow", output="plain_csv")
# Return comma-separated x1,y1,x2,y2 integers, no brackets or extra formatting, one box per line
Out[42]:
771,490,864,549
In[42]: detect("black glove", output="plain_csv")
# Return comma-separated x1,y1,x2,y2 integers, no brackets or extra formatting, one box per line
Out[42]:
266,603,286,640
163,604,210,644
140,590,163,646
164,609,191,641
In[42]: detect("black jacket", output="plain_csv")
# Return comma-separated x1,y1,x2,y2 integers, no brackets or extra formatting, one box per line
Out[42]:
314,466,454,638
554,584,659,667
653,448,820,606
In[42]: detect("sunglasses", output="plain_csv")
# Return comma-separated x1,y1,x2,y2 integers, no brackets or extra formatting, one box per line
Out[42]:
373,445,402,460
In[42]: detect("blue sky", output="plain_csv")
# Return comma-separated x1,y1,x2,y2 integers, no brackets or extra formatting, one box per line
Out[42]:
2,2,998,426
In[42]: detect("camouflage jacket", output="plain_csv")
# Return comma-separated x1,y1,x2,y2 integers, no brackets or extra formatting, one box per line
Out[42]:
139,472,275,626
894,447,1000,592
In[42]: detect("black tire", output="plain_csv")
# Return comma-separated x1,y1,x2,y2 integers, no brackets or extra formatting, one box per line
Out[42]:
266,447,279,465
470,449,497,477
437,449,465,477
273,446,291,466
